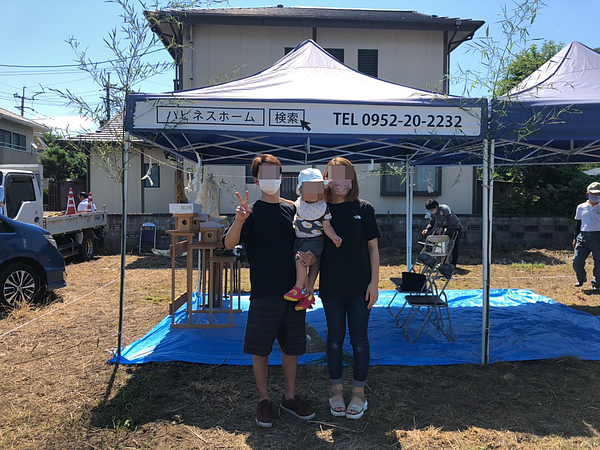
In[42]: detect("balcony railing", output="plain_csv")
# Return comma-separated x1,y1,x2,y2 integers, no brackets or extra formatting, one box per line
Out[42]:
0,141,32,152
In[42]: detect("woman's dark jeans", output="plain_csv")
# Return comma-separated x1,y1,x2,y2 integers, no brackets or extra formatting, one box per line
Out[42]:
321,295,371,387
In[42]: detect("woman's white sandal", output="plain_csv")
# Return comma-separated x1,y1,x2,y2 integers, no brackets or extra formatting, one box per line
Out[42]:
329,388,346,417
345,395,368,420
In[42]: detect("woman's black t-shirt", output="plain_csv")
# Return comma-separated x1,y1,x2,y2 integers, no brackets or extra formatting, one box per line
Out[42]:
239,200,296,299
319,199,381,299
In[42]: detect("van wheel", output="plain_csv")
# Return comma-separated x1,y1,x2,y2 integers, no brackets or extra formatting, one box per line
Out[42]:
78,232,96,262
0,263,41,308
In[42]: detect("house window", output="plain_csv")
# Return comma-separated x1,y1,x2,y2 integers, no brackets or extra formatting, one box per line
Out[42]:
380,163,442,196
358,49,378,77
0,129,26,151
245,166,254,185
324,48,344,63
285,47,344,63
13,133,26,150
280,172,299,201
0,129,11,147
143,163,160,188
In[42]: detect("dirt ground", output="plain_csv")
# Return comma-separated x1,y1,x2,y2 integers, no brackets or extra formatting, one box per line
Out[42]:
0,247,599,449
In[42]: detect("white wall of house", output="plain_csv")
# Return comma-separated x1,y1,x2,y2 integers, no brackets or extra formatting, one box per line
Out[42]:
89,146,179,213
0,118,39,165
182,25,445,91
207,162,473,216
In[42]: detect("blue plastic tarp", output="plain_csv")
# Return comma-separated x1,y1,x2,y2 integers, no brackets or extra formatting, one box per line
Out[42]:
110,289,600,366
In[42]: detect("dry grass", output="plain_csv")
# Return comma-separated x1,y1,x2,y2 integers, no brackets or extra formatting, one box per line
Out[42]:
0,248,598,449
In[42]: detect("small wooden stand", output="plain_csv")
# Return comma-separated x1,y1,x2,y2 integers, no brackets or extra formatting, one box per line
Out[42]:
167,230,241,329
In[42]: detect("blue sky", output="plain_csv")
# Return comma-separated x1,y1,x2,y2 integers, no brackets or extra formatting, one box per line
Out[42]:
1,0,598,134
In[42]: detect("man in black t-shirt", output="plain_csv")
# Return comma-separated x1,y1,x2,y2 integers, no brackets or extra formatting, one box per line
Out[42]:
224,154,316,428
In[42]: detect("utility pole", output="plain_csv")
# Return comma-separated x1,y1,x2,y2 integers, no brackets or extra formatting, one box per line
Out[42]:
101,73,114,125
105,73,111,123
14,87,35,116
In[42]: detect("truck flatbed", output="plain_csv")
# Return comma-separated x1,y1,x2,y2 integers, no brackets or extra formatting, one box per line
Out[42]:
43,211,108,236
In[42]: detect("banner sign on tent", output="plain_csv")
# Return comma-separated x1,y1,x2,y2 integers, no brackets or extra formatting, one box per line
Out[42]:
132,100,482,137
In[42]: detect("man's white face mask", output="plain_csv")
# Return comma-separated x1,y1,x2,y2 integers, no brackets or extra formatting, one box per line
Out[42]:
258,179,281,195
589,193,600,203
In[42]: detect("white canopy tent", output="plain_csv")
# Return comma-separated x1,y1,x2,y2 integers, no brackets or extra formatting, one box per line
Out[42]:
123,39,489,360
474,42,600,363
493,41,600,163
126,39,485,166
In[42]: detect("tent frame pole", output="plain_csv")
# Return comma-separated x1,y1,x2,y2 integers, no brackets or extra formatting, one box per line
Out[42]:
406,158,413,270
117,132,130,358
481,138,494,364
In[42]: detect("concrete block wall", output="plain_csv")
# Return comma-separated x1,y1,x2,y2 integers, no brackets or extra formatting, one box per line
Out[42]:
103,213,175,254
100,213,575,255
376,214,575,250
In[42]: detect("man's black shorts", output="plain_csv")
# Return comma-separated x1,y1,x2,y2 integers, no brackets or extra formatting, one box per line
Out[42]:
243,295,307,356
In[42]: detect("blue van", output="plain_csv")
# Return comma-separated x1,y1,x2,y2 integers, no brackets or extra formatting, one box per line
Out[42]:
0,212,67,307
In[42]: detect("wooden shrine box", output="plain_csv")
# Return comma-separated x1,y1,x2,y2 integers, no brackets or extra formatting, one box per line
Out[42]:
169,203,207,232
175,214,205,232
200,222,224,243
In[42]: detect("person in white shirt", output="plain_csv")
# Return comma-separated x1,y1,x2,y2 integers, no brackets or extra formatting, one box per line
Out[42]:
573,181,600,288
77,192,96,212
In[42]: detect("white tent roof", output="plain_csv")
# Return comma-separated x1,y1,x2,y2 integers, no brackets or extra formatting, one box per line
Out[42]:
126,40,485,165
505,41,600,104
493,41,600,162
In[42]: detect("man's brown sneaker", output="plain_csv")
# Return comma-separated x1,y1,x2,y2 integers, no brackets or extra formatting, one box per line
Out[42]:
280,394,315,420
255,399,273,427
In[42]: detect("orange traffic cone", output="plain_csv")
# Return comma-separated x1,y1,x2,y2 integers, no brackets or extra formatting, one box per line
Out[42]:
66,188,76,215
87,192,94,213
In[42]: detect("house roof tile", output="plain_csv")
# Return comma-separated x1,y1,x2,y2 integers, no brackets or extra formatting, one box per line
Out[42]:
62,113,142,144
0,107,51,132
152,6,483,31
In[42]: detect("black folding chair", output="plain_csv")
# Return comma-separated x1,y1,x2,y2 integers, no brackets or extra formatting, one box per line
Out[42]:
401,263,455,343
386,253,439,326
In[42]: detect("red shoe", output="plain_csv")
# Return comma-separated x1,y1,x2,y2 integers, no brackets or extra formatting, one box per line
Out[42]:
284,287,306,302
295,293,315,311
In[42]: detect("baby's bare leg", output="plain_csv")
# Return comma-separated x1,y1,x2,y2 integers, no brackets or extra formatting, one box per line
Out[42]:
295,259,308,289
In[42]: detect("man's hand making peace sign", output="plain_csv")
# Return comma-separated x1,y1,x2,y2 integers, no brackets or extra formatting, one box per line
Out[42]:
235,190,252,223
224,190,251,249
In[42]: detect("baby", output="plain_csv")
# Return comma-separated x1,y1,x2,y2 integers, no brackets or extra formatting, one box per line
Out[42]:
283,168,341,310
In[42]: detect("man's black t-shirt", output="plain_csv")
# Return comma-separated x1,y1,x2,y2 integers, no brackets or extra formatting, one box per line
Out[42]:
239,200,296,299
319,199,381,299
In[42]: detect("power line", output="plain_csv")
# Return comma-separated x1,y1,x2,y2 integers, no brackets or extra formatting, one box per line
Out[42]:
41,77,95,87
0,80,20,90
0,70,87,76
0,88,100,98
0,62,108,69
0,48,168,69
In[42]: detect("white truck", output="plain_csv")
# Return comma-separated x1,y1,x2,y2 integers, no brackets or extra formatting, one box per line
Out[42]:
0,165,107,261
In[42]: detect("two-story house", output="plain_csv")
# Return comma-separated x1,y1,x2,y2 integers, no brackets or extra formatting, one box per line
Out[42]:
144,6,484,216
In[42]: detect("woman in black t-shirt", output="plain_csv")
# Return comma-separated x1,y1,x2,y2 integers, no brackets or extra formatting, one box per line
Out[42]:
310,157,380,420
